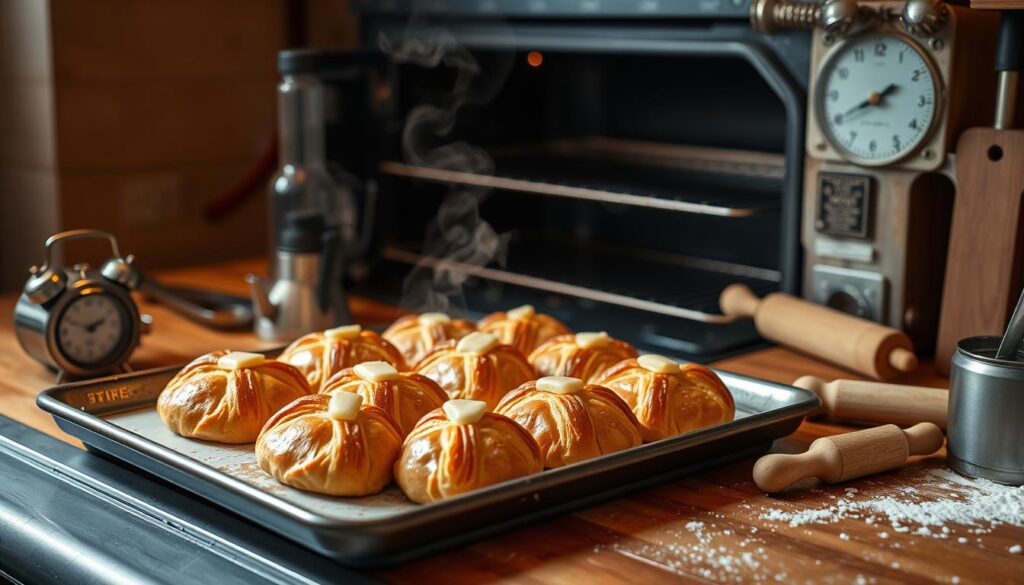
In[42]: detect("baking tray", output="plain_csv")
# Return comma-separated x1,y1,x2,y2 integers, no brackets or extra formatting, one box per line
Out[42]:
38,362,819,568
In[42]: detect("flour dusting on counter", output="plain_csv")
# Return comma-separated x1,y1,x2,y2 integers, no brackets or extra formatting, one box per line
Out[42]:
758,469,1024,536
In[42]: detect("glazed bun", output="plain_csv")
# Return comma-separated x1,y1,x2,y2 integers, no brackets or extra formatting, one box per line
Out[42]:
528,331,638,383
496,376,642,468
255,392,402,496
594,354,735,442
278,324,406,390
320,361,448,437
394,399,543,503
414,331,535,410
382,312,476,368
157,351,311,443
477,304,570,355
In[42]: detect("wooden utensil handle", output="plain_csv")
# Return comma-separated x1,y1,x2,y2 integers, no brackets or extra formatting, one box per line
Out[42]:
752,422,944,493
794,376,948,429
720,284,917,380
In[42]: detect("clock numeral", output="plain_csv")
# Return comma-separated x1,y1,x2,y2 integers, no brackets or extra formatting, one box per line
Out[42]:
849,131,857,144
828,89,839,102
892,135,901,150
899,51,904,64
909,118,918,130
869,139,877,152
874,43,887,57
918,95,928,107
854,48,865,62
838,67,850,80
912,69,922,82
833,113,844,126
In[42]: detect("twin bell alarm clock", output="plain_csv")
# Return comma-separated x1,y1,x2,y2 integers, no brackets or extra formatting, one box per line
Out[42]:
14,229,150,381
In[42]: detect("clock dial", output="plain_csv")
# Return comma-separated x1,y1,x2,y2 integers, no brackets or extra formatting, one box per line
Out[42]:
816,34,939,166
56,294,128,367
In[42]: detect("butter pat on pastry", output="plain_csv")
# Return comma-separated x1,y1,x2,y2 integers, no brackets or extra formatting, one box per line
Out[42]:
328,392,362,420
497,377,641,468
217,351,267,370
353,360,400,382
395,404,542,503
443,399,487,424
456,331,499,354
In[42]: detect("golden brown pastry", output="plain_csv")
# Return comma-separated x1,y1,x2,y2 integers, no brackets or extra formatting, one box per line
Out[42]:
394,399,543,503
382,312,476,367
496,376,642,468
157,351,311,444
528,331,638,383
414,331,536,410
320,361,448,437
477,304,571,354
278,324,406,390
255,392,402,496
594,354,735,442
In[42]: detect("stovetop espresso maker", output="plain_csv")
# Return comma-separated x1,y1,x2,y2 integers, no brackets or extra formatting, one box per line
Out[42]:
247,211,352,342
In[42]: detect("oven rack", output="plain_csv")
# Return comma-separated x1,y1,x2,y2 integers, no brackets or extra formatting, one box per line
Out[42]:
379,140,784,218
380,240,778,324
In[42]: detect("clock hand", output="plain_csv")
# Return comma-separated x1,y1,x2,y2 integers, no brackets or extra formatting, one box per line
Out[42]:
840,83,899,118
85,318,106,333
66,319,90,329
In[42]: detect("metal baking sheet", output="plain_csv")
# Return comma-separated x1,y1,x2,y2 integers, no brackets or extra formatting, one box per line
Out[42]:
38,362,819,567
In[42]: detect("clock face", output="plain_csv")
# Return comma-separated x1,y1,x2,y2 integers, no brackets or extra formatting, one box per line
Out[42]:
56,294,128,367
816,33,940,166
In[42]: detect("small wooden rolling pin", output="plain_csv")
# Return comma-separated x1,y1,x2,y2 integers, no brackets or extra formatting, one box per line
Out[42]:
720,284,918,380
794,376,948,429
753,423,945,493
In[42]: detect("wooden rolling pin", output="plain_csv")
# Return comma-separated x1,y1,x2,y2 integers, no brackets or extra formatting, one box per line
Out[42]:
720,284,918,380
753,422,945,493
794,376,948,429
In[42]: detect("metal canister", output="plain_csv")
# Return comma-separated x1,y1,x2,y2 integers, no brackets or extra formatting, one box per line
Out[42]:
947,336,1024,485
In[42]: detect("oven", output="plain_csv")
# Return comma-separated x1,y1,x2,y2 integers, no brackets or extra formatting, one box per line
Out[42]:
312,1,812,360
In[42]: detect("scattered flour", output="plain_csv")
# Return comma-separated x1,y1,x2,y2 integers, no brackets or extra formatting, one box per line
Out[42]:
758,469,1024,537
1010,544,1022,554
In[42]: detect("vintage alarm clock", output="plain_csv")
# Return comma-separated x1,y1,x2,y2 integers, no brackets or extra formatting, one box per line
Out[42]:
14,229,150,381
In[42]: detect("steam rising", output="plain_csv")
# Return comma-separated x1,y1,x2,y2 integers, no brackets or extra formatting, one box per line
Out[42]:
381,27,512,315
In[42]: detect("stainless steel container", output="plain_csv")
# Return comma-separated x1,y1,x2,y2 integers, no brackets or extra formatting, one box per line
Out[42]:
948,335,1024,485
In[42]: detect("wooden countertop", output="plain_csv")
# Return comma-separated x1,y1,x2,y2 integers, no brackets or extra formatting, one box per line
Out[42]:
1,258,1021,583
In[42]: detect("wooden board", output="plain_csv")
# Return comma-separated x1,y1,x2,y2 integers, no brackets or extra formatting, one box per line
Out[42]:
936,128,1024,374
968,1,1024,9
1,258,1022,583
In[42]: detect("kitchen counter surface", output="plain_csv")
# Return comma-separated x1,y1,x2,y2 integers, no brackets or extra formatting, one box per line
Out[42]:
1,258,1021,584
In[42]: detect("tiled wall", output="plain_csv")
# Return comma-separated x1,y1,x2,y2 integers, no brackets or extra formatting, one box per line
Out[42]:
0,0,357,292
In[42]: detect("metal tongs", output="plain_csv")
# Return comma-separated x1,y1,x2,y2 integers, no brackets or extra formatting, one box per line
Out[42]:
996,286,1024,360
140,279,253,331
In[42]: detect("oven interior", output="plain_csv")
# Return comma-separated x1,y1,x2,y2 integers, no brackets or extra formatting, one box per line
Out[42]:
336,47,795,360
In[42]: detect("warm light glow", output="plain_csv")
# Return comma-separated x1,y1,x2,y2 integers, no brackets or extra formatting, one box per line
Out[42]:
526,51,543,68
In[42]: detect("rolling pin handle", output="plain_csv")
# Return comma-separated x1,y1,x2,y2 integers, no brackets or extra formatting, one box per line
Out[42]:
903,422,945,455
752,441,840,493
720,284,761,319
793,375,826,395
889,348,919,373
